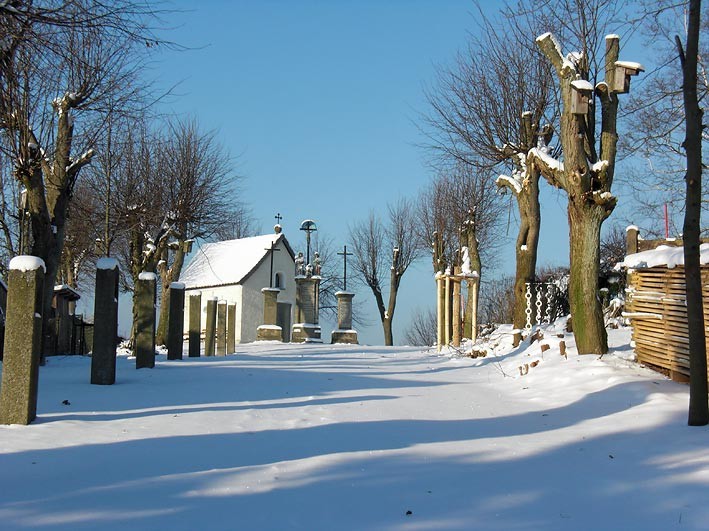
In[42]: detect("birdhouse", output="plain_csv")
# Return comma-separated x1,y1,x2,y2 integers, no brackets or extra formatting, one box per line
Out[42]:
570,79,594,114
612,60,645,94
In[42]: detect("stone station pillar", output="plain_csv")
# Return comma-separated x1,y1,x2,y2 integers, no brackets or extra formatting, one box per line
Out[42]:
331,291,358,344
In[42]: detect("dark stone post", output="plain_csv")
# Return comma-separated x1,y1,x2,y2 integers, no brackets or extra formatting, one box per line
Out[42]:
188,292,201,357
167,282,185,360
91,258,119,384
135,272,156,369
0,256,45,425
216,301,227,356
204,297,217,357
227,303,236,354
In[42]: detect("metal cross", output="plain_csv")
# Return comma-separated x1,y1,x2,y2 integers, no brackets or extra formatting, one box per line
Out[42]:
275,212,282,224
337,245,353,291
265,241,281,288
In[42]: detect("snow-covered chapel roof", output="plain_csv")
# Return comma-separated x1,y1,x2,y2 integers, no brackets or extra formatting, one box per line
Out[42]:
179,233,295,290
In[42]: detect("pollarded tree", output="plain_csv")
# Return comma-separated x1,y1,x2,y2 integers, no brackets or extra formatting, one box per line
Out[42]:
150,118,238,347
421,6,556,335
417,163,505,337
0,1,166,356
349,198,421,346
531,31,642,354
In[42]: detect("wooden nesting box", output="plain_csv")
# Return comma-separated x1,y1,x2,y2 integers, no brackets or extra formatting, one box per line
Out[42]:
570,79,594,114
612,60,644,94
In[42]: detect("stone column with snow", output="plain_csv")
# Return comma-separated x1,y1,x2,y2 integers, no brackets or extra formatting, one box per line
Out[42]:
167,282,185,360
135,272,156,369
291,276,321,343
216,301,227,355
91,258,119,385
188,292,201,358
0,256,45,425
204,297,217,357
331,291,358,344
227,303,236,354
257,288,282,341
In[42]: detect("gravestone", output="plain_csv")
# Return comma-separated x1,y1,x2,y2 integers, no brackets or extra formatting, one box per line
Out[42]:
204,297,217,357
257,287,282,341
216,301,227,356
331,291,358,344
188,292,201,357
0,256,45,425
167,282,185,360
135,272,156,369
91,258,119,384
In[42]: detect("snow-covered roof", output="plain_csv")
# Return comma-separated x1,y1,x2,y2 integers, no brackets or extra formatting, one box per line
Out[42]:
618,243,709,270
180,233,295,290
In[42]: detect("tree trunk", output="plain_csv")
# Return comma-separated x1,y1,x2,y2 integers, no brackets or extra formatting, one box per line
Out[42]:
568,199,607,354
464,228,481,338
679,0,708,426
156,244,186,346
512,174,540,333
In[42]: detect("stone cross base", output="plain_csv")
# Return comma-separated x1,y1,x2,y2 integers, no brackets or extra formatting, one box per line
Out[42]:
291,323,322,343
256,324,283,341
331,329,358,344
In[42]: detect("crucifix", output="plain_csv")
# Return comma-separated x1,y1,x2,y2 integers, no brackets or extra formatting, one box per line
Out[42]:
275,212,282,225
265,240,281,288
337,245,353,291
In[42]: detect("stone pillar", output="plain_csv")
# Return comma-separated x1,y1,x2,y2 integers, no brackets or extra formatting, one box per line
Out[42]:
204,297,217,357
216,301,227,355
167,282,185,360
135,272,156,369
436,274,444,352
292,277,321,342
452,277,461,347
91,258,119,385
331,291,358,344
257,288,282,341
626,225,639,255
0,256,45,425
227,303,236,354
188,292,201,358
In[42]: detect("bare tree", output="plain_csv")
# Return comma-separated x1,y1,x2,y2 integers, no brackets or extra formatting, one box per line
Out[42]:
0,1,168,356
420,5,556,335
349,199,421,346
417,163,505,336
623,1,709,237
676,0,708,426
404,307,437,347
531,1,641,353
149,118,239,346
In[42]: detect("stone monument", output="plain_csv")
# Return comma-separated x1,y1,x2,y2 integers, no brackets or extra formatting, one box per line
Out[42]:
256,287,282,341
188,291,201,357
0,256,45,425
135,272,156,369
91,258,119,384
167,282,185,360
331,291,358,344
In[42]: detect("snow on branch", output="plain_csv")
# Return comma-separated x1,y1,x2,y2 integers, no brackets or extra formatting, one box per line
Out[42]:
66,149,94,175
528,147,566,190
536,32,575,77
496,174,522,195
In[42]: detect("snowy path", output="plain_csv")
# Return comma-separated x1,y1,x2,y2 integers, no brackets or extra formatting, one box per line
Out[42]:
1,334,708,530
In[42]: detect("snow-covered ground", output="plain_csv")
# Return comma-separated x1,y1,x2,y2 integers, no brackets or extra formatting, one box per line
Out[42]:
1,324,707,530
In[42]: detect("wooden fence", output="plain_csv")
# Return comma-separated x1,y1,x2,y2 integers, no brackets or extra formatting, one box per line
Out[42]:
625,266,709,382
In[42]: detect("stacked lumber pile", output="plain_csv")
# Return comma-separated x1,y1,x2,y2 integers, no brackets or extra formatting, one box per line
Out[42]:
625,266,709,382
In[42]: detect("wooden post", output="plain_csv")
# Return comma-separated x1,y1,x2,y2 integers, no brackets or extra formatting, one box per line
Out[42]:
436,275,445,352
444,273,451,347
470,277,479,342
452,270,461,347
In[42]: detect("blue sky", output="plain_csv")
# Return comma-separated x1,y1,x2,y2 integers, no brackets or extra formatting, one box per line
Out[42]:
144,0,574,344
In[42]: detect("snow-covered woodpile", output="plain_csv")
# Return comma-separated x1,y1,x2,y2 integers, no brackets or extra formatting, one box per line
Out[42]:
621,244,709,382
